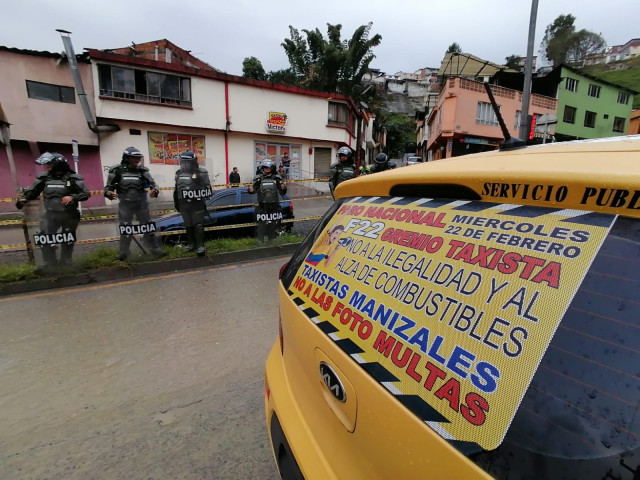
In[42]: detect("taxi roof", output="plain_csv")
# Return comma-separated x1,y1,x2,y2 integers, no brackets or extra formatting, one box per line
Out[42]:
336,135,640,217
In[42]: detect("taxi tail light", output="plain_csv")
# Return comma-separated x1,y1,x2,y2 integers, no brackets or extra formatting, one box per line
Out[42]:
279,261,289,279
288,202,294,216
265,375,271,401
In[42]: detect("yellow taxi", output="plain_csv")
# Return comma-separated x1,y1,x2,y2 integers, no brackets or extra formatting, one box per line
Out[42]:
265,135,640,479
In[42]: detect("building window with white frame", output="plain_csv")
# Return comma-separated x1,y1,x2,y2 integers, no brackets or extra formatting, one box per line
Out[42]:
327,102,350,128
476,102,499,126
617,92,630,105
565,78,579,92
514,110,521,130
587,84,601,98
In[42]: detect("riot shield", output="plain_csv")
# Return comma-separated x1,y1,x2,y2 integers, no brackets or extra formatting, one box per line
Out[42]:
23,199,80,274
255,201,283,244
114,197,164,260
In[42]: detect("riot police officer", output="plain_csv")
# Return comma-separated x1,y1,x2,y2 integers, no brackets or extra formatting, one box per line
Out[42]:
247,159,287,244
329,146,356,198
173,150,212,256
16,152,90,272
370,152,395,173
104,146,165,260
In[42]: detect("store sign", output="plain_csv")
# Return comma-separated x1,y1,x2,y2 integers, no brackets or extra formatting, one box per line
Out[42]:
463,137,490,145
266,111,287,134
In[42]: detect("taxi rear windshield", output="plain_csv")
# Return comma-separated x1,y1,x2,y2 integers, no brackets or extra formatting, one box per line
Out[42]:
472,214,640,478
281,198,640,478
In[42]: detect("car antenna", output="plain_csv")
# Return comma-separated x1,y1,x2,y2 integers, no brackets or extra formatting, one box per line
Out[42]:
483,82,526,151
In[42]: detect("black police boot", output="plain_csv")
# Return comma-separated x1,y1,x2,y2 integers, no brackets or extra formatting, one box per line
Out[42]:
59,243,75,271
184,227,196,252
195,224,206,256
146,235,166,258
117,235,132,261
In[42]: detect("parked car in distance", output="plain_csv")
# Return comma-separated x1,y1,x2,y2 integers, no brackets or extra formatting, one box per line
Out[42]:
155,186,293,243
407,155,424,165
265,135,640,480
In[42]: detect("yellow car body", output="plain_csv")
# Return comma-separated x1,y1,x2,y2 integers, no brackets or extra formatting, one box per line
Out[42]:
265,136,640,479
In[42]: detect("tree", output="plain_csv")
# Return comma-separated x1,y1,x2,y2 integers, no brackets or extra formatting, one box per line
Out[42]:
567,30,606,63
505,54,522,71
266,68,299,86
540,14,576,66
446,42,462,54
281,22,382,101
242,56,267,81
540,14,606,66
380,113,415,159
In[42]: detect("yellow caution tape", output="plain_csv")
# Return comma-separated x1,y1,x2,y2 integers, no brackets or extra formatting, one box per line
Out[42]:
2,177,332,203
0,215,322,251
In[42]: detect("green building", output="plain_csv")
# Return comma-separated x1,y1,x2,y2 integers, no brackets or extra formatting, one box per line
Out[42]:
548,65,636,141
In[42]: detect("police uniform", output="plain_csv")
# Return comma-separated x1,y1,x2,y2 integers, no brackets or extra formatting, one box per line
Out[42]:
104,162,163,259
174,166,212,255
329,160,356,197
21,166,90,268
251,168,286,243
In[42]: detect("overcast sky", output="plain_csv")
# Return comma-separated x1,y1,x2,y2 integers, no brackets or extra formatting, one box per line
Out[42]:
1,0,637,75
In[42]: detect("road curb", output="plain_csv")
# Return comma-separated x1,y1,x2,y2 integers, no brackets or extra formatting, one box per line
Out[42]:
0,243,301,297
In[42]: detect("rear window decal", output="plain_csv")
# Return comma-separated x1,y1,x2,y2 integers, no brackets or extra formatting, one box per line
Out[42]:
289,197,616,450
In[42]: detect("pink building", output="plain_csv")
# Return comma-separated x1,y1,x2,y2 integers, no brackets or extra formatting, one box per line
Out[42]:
426,77,557,160
0,46,105,211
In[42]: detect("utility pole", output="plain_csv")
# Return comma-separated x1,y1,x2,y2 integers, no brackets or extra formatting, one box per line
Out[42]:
519,0,539,141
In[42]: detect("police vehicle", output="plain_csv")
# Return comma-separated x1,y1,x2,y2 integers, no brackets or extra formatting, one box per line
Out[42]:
155,186,294,243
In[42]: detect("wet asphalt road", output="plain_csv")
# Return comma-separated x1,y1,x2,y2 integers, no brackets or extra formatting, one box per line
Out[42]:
0,258,288,480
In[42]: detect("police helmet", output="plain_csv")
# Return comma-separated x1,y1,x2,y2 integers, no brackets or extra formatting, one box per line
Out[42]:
337,146,352,162
122,146,144,165
261,159,276,171
35,152,68,167
374,153,389,166
35,152,70,174
179,150,198,171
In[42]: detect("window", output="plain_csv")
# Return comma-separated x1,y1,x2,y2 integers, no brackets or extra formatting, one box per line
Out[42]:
514,110,521,130
565,78,578,92
209,191,237,208
563,105,577,124
613,116,626,132
476,102,499,126
584,110,596,128
617,92,630,105
587,84,601,98
328,102,350,128
98,64,191,107
26,80,75,104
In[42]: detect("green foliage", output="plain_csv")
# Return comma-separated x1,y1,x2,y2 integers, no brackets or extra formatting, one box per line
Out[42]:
0,233,304,284
267,68,300,86
505,54,522,71
280,22,382,101
0,263,38,284
380,113,416,158
242,56,267,81
540,14,606,66
446,42,462,54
